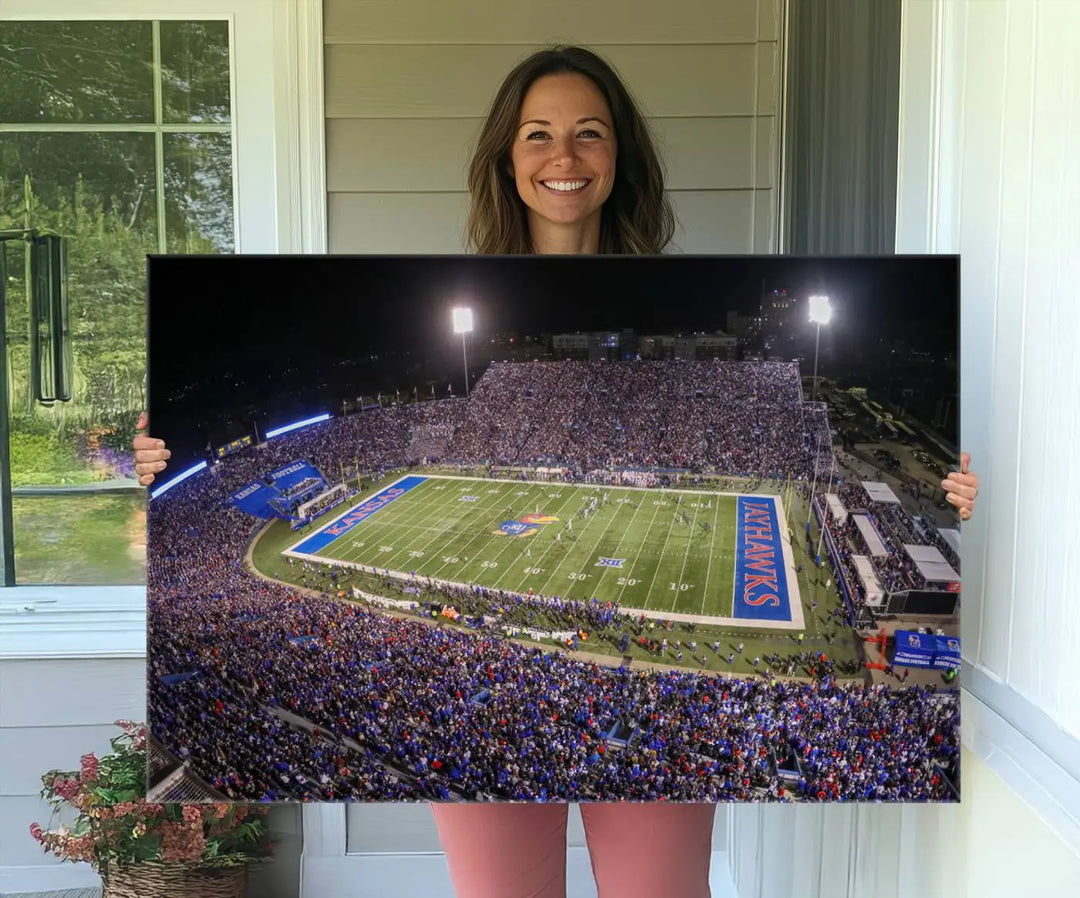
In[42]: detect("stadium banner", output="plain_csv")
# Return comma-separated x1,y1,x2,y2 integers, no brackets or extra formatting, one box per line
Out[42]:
290,475,428,554
733,497,792,621
933,635,961,670
229,480,279,519
891,629,938,669
267,459,324,493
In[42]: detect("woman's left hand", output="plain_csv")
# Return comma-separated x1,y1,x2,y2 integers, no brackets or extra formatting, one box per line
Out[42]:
941,452,978,521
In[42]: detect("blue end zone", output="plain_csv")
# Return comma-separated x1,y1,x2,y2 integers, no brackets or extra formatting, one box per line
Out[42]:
290,475,427,554
733,497,792,621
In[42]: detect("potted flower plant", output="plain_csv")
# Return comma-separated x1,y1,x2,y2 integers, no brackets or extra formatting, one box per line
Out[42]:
30,720,273,897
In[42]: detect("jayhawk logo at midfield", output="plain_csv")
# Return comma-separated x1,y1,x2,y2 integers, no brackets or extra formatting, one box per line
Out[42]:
493,514,560,537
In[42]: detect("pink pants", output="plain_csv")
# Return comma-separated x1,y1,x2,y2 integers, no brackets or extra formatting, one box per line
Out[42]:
430,802,715,898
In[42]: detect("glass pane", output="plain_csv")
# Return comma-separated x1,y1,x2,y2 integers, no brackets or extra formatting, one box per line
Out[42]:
2,131,156,492
0,22,154,123
164,132,235,253
12,493,146,585
160,21,232,124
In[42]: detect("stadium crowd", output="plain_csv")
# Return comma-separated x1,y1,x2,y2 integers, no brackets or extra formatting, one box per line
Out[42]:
148,361,960,802
444,360,826,479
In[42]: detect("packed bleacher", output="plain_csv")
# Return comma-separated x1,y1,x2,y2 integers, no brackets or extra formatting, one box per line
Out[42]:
443,360,824,479
147,359,960,803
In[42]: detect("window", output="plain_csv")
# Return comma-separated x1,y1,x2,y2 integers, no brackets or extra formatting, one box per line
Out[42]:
1,0,324,588
1,19,235,584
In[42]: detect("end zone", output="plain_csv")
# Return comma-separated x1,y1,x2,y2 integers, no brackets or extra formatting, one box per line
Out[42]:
286,475,427,556
731,495,804,630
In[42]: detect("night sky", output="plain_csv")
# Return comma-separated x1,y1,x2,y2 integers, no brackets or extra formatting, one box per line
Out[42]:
148,255,958,469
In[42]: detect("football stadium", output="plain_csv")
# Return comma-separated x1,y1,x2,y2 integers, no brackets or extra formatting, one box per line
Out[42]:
147,358,961,804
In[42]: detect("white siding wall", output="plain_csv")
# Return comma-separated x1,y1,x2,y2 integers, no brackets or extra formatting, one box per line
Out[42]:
324,0,783,254
731,0,1080,895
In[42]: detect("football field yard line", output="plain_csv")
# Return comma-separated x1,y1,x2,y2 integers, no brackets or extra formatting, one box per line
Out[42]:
332,478,467,572
614,492,664,607
375,479,487,573
700,495,723,616
569,491,635,600
728,498,739,621
342,479,455,571
404,480,528,577
594,491,648,600
480,483,574,591
670,497,701,612
640,494,680,612
533,489,599,598
423,482,546,581
416,477,544,574
331,479,509,576
490,487,582,593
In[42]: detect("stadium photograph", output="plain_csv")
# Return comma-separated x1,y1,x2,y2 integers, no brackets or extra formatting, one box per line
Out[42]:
146,254,961,804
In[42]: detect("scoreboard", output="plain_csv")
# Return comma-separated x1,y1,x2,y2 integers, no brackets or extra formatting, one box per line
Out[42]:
216,434,253,459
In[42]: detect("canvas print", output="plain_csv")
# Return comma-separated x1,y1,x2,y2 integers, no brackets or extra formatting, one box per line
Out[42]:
146,255,961,803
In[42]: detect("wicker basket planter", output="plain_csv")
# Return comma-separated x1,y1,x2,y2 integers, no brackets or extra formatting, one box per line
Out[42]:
101,863,247,898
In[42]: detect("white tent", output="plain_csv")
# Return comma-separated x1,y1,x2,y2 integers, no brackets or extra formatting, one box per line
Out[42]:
903,544,961,584
853,514,888,557
851,555,886,606
826,493,848,526
861,480,902,504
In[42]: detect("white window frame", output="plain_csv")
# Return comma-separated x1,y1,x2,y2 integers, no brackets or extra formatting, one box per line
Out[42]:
0,0,326,653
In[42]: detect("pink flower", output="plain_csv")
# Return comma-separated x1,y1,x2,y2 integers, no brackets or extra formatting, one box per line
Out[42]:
51,776,81,802
215,804,230,819
29,822,43,842
181,805,202,823
80,753,99,782
137,799,165,817
112,801,135,818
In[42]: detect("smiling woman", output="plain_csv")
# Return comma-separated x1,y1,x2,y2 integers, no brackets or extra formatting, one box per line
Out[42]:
465,45,673,255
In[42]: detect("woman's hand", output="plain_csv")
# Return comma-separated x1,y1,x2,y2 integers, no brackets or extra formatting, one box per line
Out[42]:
133,411,170,486
941,452,978,521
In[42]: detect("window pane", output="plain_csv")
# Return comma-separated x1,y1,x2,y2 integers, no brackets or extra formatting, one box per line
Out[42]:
0,22,154,123
160,21,232,124
12,493,146,585
164,133,235,253
2,132,155,487
3,131,155,584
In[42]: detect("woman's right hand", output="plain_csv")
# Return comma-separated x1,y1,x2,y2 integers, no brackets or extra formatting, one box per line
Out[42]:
133,411,170,486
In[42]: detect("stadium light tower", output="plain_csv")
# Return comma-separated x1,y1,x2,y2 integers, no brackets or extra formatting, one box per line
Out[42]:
452,307,473,395
808,295,832,402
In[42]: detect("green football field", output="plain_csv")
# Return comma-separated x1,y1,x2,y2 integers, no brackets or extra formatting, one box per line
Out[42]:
285,474,790,619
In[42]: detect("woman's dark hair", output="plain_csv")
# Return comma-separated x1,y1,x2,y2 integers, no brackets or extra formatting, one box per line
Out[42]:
466,46,675,255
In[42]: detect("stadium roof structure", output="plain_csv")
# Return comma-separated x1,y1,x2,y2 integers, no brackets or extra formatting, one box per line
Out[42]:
853,514,888,557
861,481,902,504
903,544,960,584
851,555,886,606
826,494,848,526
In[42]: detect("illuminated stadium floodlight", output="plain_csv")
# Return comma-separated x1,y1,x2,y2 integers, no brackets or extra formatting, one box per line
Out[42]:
265,413,331,440
452,307,473,395
150,460,208,500
808,295,832,402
